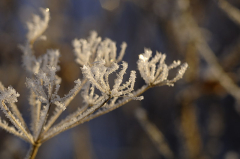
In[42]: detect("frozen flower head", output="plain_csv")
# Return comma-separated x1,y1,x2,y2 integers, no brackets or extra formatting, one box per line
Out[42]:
73,31,127,67
138,48,188,87
81,60,138,98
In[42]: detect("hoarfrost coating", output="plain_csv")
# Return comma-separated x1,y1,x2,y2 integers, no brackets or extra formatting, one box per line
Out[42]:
0,8,188,159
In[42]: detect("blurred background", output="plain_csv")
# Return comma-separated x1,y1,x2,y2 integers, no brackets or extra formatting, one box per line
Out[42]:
0,0,240,158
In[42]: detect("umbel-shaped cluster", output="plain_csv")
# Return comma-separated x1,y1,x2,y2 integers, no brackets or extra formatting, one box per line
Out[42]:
0,8,188,159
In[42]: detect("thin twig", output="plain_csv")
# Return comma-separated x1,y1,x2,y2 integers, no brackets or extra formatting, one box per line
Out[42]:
135,107,174,159
42,78,87,136
218,0,240,27
1,102,34,144
42,96,111,143
81,85,150,123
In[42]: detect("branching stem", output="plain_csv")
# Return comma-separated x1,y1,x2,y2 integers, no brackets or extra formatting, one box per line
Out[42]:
26,142,42,159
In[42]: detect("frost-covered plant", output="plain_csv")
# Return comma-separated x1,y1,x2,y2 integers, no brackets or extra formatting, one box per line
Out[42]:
0,8,188,159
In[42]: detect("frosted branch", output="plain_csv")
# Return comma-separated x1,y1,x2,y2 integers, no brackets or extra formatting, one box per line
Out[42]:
0,117,29,141
27,8,50,44
0,87,33,143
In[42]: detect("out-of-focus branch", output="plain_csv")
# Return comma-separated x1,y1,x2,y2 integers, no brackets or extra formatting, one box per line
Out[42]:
72,125,93,159
195,31,240,102
220,38,240,70
180,102,202,159
173,0,240,105
218,0,240,27
135,107,174,159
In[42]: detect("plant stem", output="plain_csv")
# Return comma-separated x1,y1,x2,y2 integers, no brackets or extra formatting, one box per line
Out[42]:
26,143,42,159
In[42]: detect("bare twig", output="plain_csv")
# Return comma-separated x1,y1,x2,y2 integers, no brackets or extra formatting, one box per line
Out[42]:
135,107,174,159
